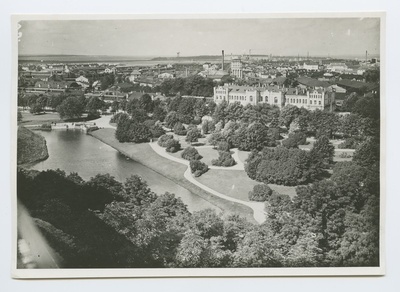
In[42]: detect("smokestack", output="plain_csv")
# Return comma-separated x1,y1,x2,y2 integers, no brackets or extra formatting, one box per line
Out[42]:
365,50,368,63
222,50,224,71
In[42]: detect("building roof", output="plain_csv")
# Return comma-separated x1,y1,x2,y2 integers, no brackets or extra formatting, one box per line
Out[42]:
296,77,331,88
131,70,141,75
336,79,377,90
128,91,144,101
34,80,73,89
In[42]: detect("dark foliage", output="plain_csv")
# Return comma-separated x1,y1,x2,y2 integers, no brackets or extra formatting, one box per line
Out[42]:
181,146,202,161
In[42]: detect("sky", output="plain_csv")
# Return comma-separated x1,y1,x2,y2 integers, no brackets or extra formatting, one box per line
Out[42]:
18,17,380,58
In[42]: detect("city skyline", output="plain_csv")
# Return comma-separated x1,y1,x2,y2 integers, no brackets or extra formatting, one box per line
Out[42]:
18,17,380,58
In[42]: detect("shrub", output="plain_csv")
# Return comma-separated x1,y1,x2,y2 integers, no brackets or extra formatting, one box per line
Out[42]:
158,134,174,147
282,131,307,149
245,146,321,186
248,184,273,202
217,141,230,152
181,147,202,161
190,160,209,177
165,139,181,153
110,112,130,125
143,119,156,128
149,124,165,138
211,151,236,167
185,128,201,144
174,122,187,136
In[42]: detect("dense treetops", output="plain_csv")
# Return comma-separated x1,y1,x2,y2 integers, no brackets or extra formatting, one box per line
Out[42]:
245,146,321,186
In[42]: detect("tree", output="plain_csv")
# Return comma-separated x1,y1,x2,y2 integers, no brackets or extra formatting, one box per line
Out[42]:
234,122,269,151
17,111,22,122
158,134,174,147
245,147,320,186
248,184,273,202
86,96,106,113
149,124,165,138
115,119,152,143
282,131,307,149
139,94,154,113
165,111,179,129
280,105,301,128
174,122,187,136
189,160,209,177
309,135,335,168
208,132,225,148
211,151,236,167
56,96,85,119
110,100,119,113
124,175,157,205
175,231,206,267
87,173,124,201
217,141,230,152
164,139,181,153
185,128,201,144
212,100,229,124
181,146,202,161
152,105,167,122
353,136,380,168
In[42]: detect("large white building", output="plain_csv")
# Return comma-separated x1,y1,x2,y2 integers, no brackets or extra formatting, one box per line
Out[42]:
213,84,285,108
285,87,335,111
214,84,335,111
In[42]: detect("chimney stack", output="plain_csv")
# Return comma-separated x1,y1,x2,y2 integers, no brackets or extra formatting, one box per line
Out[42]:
222,50,225,71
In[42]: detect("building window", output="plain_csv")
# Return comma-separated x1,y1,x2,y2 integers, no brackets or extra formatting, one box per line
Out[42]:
250,96,253,102
319,101,321,105
274,97,278,103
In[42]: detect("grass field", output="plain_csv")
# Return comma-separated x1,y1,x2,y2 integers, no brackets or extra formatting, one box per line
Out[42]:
17,126,49,165
237,150,251,164
196,147,220,166
195,169,298,202
19,111,62,125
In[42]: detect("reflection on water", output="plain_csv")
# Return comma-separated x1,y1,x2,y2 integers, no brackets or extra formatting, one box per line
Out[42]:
30,129,219,213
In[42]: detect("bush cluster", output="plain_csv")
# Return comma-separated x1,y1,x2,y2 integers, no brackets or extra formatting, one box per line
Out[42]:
211,151,236,167
282,131,307,149
174,122,187,136
190,160,209,177
181,147,202,161
245,146,321,186
158,134,181,153
248,184,273,202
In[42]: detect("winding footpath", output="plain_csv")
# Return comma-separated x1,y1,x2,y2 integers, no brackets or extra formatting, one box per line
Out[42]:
149,142,266,224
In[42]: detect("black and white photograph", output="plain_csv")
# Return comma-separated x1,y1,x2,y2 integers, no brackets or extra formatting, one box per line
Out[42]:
12,13,384,278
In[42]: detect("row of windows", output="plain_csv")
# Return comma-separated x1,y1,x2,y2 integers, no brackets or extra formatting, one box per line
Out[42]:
310,94,323,98
288,99,322,105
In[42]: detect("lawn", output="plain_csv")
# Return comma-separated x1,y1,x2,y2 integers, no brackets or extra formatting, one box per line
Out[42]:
195,169,298,202
196,147,221,166
237,150,250,164
19,111,62,125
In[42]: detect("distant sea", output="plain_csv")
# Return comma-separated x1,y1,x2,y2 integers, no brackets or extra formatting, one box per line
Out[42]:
18,55,219,66
18,54,380,66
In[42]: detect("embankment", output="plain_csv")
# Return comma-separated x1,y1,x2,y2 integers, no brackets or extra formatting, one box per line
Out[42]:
89,128,257,224
17,126,49,165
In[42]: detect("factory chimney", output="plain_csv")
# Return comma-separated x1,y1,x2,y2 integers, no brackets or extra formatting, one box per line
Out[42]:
365,50,368,63
222,50,225,71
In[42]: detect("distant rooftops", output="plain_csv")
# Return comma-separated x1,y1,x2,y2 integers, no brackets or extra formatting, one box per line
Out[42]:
296,77,331,88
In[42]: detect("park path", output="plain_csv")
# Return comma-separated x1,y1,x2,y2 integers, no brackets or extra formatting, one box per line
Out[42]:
149,142,266,224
